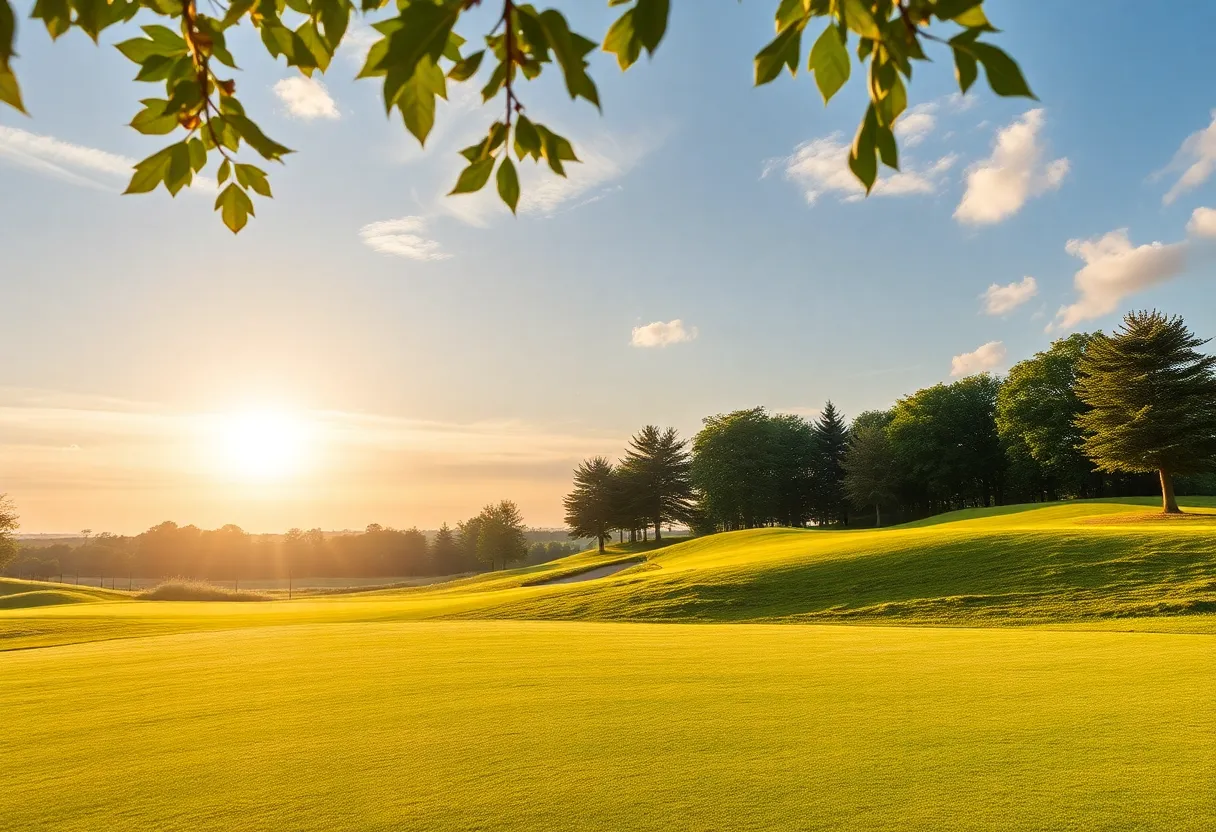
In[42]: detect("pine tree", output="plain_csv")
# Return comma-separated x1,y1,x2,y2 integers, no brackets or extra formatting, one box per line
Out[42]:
429,522,464,574
563,457,618,553
1075,311,1216,513
812,401,850,526
620,426,693,541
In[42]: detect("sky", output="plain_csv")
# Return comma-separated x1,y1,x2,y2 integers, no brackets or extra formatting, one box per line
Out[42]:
2,0,1215,533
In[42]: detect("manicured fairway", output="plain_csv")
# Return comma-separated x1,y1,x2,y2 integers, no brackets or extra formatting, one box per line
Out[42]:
2,621,1214,832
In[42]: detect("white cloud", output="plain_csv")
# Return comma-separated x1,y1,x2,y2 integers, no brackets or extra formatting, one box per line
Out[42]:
630,319,697,348
359,216,451,261
1186,206,1216,238
950,341,1006,377
768,133,955,204
981,276,1038,315
1051,229,1188,331
1161,111,1216,205
954,109,1069,225
895,103,937,146
0,125,216,192
273,77,339,120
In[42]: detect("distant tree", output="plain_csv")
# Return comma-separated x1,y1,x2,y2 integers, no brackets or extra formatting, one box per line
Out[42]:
619,426,693,542
563,456,619,553
851,409,894,434
457,516,484,569
0,495,17,572
812,401,850,526
474,501,529,571
430,522,466,575
769,413,818,528
842,424,898,526
1076,311,1216,514
997,333,1097,499
889,374,1006,512
398,527,430,576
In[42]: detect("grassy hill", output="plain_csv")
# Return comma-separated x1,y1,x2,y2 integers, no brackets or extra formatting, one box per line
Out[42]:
3,498,1216,831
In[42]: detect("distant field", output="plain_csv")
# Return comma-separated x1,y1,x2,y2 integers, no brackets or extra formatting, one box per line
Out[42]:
2,499,1215,830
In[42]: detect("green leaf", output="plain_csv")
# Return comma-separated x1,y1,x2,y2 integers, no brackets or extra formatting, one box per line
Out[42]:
187,137,207,173
319,0,351,49
124,145,176,194
235,163,272,197
449,156,495,195
0,64,24,113
296,21,332,73
970,41,1036,99
228,114,293,161
31,0,71,40
537,9,601,109
447,49,484,82
808,24,848,103
396,56,446,145
496,155,519,214
514,114,541,161
378,0,459,77
114,35,185,64
633,0,669,53
951,44,977,93
876,123,898,169
755,22,801,86
134,54,181,82
933,0,983,22
164,141,193,196
602,9,641,70
535,123,578,176
214,182,254,233
776,0,809,30
842,0,881,40
848,105,878,193
217,158,231,184
872,62,906,127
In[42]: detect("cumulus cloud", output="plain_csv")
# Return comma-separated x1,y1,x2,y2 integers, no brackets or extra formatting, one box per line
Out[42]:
630,319,697,348
895,102,938,146
274,77,339,120
359,216,451,261
0,125,215,192
1186,206,1216,238
767,133,955,204
1051,229,1188,331
954,109,1069,225
1161,111,1216,205
950,341,1006,377
981,276,1038,315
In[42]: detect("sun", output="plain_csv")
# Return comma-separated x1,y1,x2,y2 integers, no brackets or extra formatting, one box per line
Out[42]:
215,409,310,480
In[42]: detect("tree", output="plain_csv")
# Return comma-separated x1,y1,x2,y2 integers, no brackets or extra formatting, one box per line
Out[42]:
0,495,17,572
429,522,465,575
0,1,1032,233
1075,311,1216,514
842,424,898,526
563,456,619,553
997,333,1097,499
620,426,692,542
812,401,850,526
474,500,529,571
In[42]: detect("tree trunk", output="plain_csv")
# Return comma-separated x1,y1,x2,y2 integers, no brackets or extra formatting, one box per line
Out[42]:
654,519,662,542
875,504,881,527
1160,469,1181,514
597,535,605,554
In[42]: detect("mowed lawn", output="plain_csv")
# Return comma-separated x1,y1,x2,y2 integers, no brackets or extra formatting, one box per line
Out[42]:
2,621,1215,832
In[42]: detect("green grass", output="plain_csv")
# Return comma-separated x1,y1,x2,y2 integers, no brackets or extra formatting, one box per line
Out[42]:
3,498,1216,830
2,621,1214,832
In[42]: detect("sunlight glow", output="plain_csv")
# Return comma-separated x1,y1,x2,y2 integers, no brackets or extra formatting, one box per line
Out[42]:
214,409,311,480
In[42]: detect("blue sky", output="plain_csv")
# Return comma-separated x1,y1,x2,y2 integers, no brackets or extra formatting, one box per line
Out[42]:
2,0,1215,532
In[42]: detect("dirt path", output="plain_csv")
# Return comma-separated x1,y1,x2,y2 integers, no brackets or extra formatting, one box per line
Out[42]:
537,561,640,586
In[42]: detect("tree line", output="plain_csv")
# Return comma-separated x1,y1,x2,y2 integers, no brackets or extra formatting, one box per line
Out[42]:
565,311,1216,542
2,499,586,583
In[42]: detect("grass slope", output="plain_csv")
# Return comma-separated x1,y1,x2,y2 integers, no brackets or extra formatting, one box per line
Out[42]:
3,499,1216,651
2,621,1213,832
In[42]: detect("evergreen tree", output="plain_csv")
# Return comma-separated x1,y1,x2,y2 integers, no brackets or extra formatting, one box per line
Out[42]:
429,523,469,575
812,401,850,526
620,426,693,541
1075,311,1216,513
563,457,619,553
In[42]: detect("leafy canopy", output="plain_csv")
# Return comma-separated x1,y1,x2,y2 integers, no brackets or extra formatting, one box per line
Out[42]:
1,0,1033,232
